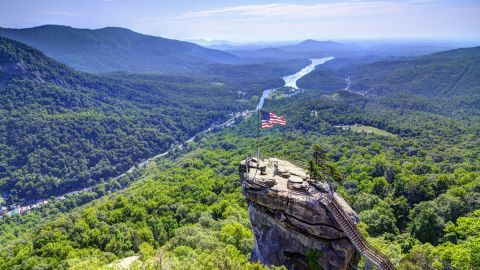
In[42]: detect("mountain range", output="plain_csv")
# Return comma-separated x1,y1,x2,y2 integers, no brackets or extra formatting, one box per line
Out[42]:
1,25,464,75
0,25,238,73
226,39,460,64
0,24,479,270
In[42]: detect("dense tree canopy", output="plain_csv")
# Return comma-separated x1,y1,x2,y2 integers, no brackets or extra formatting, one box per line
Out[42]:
0,36,479,269
0,37,306,203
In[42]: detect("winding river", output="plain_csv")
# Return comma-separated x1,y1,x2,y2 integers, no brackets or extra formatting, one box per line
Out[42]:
2,57,334,214
106,57,335,189
256,57,334,110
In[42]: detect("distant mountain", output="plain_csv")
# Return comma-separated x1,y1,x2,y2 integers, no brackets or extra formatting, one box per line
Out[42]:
226,47,302,61
0,25,238,73
279,39,347,52
187,39,232,46
227,39,357,61
210,41,296,52
227,39,464,63
207,43,239,51
188,39,295,51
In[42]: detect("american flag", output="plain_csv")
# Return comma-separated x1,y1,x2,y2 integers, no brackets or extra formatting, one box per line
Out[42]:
260,110,287,128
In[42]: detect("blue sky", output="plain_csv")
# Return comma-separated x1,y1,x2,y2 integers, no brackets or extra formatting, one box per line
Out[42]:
1,0,479,42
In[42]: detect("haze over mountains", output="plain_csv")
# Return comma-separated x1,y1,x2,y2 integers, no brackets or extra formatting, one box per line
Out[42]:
0,25,471,74
0,25,238,73
220,39,465,65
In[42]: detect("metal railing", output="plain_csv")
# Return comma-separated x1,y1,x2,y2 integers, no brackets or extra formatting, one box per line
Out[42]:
320,194,396,270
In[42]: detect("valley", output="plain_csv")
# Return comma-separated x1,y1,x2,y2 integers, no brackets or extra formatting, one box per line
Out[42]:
0,13,479,270
0,56,333,219
0,36,312,205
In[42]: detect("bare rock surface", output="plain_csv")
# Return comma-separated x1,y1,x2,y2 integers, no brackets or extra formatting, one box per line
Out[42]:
107,255,140,270
239,157,360,270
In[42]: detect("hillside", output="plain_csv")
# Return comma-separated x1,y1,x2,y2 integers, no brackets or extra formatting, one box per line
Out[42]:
1,0,480,268
1,78,479,269
0,25,238,73
0,36,479,270
0,36,305,204
298,46,480,95
297,46,480,117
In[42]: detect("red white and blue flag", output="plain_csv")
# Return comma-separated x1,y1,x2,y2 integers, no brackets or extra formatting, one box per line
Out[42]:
260,110,287,129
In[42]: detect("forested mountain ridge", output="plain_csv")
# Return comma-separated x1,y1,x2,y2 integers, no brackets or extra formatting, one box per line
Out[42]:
1,33,479,269
0,25,238,73
1,81,479,269
226,39,458,63
227,39,351,61
0,36,305,204
0,36,78,83
298,46,480,98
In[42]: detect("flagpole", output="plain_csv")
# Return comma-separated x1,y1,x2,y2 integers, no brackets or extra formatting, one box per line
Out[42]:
257,110,260,161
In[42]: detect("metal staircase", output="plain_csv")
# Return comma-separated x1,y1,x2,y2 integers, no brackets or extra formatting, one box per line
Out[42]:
319,193,396,270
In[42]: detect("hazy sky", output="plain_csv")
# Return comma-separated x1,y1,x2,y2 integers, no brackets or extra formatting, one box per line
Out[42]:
1,0,479,42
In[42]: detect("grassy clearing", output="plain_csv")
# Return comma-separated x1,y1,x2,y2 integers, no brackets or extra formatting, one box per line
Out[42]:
336,124,396,137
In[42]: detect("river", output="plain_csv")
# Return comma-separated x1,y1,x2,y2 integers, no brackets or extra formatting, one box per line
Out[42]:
256,57,334,110
2,57,334,216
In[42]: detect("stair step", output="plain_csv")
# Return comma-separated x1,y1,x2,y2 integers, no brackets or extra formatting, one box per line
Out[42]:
320,194,395,270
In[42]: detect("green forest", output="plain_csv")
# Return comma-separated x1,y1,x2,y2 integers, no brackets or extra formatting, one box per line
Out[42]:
0,33,479,270
1,73,479,268
0,36,306,203
297,47,480,119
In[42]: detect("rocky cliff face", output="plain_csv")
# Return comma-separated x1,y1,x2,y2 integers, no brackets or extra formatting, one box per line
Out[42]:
239,157,360,270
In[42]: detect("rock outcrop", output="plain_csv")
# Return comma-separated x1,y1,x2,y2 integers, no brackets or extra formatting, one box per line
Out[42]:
239,157,361,270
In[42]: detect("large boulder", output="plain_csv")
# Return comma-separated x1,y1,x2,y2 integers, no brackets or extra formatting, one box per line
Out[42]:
240,158,360,270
